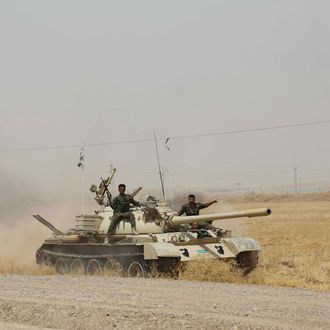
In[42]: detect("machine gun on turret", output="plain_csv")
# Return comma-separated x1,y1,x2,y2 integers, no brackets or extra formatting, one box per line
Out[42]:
90,168,117,206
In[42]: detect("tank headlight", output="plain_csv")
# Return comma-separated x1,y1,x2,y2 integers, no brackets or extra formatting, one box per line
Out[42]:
180,248,189,257
179,234,186,242
171,235,178,243
215,245,224,255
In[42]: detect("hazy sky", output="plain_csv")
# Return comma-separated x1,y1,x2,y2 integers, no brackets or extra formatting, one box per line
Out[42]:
1,0,330,199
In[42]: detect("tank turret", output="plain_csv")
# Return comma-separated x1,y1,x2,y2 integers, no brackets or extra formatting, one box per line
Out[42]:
97,200,271,235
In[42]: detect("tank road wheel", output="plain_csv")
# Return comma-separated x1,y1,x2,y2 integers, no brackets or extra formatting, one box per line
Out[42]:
70,259,85,275
236,251,259,275
127,261,147,278
104,259,122,277
37,251,52,267
86,259,102,275
54,258,69,275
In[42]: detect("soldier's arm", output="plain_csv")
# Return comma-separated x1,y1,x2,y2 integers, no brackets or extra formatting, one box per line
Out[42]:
199,200,218,209
177,205,186,216
110,196,118,210
129,196,141,207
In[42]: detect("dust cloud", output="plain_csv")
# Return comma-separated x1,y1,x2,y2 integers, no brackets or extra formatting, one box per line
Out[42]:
0,202,83,270
0,169,93,271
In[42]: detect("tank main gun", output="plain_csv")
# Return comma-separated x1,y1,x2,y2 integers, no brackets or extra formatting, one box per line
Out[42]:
167,208,271,227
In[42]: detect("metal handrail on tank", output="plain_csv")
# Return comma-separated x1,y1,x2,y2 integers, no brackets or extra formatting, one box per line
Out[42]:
33,214,64,235
169,208,271,226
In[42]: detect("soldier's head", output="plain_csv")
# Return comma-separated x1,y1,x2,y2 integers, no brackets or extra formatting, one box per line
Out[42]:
188,194,196,204
118,184,126,195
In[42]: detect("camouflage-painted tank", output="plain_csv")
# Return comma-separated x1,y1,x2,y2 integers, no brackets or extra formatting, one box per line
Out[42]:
34,173,271,277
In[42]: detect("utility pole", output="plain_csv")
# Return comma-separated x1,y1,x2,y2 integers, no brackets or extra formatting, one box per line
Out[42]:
294,167,298,193
153,130,165,200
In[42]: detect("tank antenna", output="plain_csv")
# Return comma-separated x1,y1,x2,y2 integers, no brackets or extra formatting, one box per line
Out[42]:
153,130,165,200
77,143,86,215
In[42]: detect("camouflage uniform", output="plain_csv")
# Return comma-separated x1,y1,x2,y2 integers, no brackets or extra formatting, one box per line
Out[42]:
177,202,209,216
177,202,213,229
108,194,141,234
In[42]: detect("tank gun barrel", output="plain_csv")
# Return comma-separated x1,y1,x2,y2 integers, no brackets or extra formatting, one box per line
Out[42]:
170,208,271,226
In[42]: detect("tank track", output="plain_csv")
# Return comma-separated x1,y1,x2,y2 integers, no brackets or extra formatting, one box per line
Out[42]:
37,245,258,277
236,251,259,274
40,248,143,259
36,244,180,277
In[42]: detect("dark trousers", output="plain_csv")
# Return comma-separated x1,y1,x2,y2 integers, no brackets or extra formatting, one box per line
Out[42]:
197,221,213,229
108,211,136,235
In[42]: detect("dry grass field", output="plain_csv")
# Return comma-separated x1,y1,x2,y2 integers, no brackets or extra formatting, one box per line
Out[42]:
180,200,330,291
247,201,330,290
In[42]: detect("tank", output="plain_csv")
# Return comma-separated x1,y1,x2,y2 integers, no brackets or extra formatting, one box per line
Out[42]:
34,173,271,277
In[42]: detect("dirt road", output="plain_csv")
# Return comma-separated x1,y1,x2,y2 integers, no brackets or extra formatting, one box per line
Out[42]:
0,275,329,330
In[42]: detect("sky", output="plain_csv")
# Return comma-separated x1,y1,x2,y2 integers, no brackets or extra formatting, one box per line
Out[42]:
0,0,330,201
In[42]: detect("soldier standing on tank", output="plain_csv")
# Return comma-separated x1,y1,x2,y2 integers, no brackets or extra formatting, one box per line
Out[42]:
105,184,140,242
177,194,217,229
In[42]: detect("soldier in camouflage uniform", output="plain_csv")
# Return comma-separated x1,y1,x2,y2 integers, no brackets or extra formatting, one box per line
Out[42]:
106,184,141,239
178,194,217,229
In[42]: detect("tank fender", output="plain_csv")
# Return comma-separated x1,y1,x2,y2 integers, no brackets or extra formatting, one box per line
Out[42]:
143,242,181,260
222,237,261,256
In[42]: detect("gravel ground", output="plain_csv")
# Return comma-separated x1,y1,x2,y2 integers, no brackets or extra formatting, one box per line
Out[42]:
0,275,329,330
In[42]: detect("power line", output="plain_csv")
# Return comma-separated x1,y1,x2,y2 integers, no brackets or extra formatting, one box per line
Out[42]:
169,119,330,141
1,119,330,153
0,138,153,153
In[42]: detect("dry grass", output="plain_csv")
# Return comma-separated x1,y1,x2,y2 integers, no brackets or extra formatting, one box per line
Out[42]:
180,201,330,291
0,263,55,275
178,258,245,283
223,192,330,203
245,201,330,291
